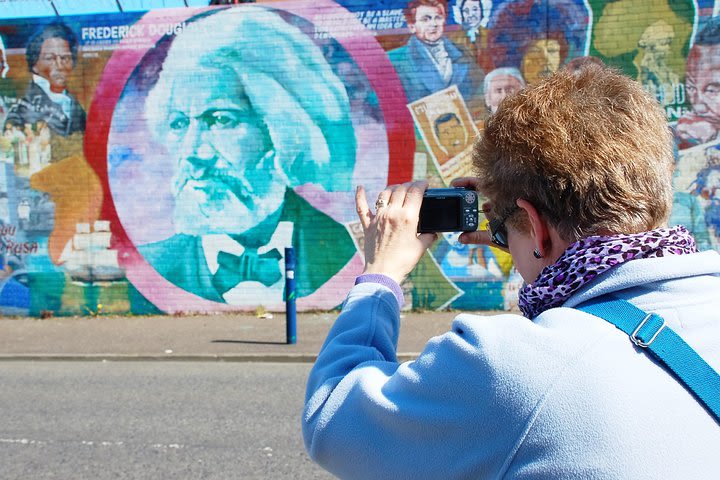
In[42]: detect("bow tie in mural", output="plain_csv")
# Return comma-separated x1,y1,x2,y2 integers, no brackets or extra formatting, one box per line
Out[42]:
212,248,283,294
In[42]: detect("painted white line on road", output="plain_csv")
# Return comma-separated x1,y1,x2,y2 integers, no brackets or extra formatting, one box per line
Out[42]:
0,438,45,445
1,437,186,449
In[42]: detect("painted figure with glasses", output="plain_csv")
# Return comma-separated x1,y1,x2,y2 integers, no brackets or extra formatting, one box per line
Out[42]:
5,22,86,137
303,64,720,478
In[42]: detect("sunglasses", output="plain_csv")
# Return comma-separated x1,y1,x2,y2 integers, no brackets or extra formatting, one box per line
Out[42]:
487,206,519,249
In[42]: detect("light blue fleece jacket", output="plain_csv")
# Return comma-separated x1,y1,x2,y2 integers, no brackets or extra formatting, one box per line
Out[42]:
303,251,720,479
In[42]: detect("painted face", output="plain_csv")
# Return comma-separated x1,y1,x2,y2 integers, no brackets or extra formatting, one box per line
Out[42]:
436,116,465,152
638,20,674,60
461,0,482,30
33,37,73,93
485,74,523,113
686,45,720,119
409,5,446,44
164,67,281,235
521,39,561,84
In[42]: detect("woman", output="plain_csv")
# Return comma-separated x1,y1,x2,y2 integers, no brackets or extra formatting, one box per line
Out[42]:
303,65,720,478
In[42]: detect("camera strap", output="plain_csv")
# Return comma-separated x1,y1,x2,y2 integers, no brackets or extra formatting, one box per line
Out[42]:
578,297,720,424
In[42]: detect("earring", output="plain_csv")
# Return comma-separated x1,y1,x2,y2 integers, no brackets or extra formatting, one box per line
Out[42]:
533,249,542,259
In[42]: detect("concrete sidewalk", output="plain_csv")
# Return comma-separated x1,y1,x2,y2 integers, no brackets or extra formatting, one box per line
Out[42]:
0,310,479,362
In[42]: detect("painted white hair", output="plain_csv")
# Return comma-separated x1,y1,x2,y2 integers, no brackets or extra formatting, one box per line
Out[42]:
145,6,356,191
483,66,525,92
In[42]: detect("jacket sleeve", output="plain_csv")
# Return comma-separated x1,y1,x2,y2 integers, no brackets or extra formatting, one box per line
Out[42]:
302,282,544,480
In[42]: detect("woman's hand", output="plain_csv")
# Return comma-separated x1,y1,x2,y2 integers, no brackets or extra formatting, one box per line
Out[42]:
356,181,437,284
450,177,495,248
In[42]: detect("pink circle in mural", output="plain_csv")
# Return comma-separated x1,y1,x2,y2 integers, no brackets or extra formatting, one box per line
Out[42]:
86,2,413,312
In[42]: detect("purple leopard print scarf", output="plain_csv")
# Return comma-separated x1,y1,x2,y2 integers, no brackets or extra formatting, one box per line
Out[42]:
518,225,698,319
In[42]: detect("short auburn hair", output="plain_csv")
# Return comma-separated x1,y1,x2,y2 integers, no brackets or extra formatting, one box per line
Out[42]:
473,64,674,240
403,0,447,25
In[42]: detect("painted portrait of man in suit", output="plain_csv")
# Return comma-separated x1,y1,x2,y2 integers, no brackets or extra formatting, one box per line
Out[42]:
140,6,358,307
388,0,484,106
4,22,86,137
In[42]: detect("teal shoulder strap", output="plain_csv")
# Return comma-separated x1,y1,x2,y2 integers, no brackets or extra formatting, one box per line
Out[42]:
578,298,720,423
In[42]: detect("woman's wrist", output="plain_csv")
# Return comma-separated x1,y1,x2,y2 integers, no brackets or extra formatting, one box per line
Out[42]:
355,273,404,308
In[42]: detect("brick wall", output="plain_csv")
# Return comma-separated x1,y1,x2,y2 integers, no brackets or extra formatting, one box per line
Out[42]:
0,0,717,316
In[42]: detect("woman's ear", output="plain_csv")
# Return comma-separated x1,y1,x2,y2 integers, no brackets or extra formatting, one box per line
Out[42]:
516,199,571,261
516,199,548,255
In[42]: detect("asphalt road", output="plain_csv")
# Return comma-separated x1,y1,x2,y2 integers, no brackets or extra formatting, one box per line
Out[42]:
0,361,334,480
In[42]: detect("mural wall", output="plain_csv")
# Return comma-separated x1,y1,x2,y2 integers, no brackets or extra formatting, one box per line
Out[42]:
0,0,718,316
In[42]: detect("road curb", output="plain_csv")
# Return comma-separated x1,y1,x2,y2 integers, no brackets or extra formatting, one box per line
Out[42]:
0,353,422,362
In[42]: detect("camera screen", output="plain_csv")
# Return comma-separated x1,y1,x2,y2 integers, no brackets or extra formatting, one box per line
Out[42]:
419,197,461,231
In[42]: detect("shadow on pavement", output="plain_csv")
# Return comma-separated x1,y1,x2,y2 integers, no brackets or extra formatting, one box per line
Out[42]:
211,339,288,346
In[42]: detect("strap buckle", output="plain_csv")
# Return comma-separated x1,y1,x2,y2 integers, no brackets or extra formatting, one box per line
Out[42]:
630,313,666,348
